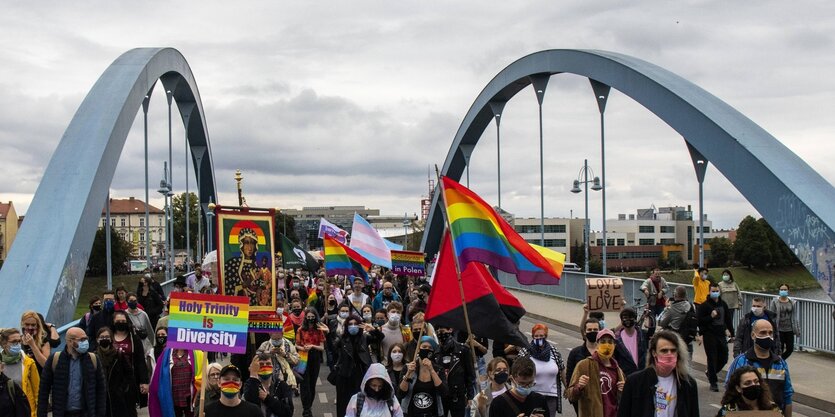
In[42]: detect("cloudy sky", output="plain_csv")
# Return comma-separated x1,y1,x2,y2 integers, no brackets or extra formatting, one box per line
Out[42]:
1,1,834,232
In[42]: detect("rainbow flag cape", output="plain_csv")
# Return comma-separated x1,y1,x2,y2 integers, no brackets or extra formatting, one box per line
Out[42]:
324,235,371,281
293,349,309,375
441,176,562,284
306,289,318,307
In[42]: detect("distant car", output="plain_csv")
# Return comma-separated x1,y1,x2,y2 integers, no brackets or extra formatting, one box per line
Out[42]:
563,262,582,272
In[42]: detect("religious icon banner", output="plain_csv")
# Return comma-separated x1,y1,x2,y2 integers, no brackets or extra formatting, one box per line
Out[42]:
215,207,277,315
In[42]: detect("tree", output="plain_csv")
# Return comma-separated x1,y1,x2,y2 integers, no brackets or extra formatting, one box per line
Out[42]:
87,227,133,276
758,218,799,267
571,240,586,269
708,237,733,267
274,211,298,243
172,192,200,256
733,216,771,268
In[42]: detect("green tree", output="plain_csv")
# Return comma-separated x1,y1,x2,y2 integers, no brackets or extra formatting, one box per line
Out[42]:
87,227,133,276
274,211,298,243
733,216,770,268
708,237,733,267
172,192,200,255
758,218,799,267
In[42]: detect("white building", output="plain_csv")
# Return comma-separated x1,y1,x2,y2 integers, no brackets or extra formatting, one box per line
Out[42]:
510,217,585,263
100,197,166,258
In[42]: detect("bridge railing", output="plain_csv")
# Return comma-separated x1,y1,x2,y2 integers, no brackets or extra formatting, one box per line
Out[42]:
498,270,835,354
54,277,177,351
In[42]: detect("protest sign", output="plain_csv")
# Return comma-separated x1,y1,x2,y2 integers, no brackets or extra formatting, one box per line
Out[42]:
168,292,250,354
391,250,426,277
586,277,624,312
249,314,286,333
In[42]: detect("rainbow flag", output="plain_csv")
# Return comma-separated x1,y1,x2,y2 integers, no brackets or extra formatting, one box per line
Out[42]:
323,235,371,281
306,290,318,307
441,176,562,284
293,349,309,375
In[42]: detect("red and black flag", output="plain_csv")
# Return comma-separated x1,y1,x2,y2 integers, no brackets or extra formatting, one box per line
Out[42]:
426,231,529,348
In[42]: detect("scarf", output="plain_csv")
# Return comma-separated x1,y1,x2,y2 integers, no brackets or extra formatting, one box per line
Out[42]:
0,349,21,365
97,345,119,373
528,341,551,362
149,348,201,417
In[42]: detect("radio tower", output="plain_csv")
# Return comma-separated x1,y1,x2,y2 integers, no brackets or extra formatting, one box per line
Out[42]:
420,165,435,220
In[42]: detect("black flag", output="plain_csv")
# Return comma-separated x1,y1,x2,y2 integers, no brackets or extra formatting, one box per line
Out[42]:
279,234,319,272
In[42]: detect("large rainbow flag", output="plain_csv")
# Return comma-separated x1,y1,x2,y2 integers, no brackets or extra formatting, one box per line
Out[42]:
323,235,371,281
441,176,562,284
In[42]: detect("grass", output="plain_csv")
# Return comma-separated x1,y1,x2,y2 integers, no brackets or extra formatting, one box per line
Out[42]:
621,265,819,293
74,272,167,319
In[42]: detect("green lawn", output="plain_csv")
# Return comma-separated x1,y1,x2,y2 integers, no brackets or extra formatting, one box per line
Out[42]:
622,265,819,293
74,273,167,319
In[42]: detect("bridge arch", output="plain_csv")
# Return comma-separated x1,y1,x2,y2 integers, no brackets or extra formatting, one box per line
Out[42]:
421,49,835,299
0,48,217,327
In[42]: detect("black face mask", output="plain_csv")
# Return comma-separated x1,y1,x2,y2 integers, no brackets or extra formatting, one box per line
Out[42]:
418,349,434,360
113,322,129,332
741,385,763,401
307,317,317,324
585,331,598,343
494,371,509,385
98,339,112,349
754,336,773,351
156,336,167,345
364,384,387,400
438,332,453,345
621,319,636,328
292,308,303,315
91,305,102,312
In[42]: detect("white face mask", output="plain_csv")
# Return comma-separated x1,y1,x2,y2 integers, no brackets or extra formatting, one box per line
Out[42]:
389,313,401,324
391,352,404,363
276,308,284,316
751,307,764,316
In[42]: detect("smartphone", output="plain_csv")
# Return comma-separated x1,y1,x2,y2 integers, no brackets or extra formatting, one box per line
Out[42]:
529,408,546,416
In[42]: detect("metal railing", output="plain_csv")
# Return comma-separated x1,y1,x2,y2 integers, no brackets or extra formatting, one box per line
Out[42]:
54,277,177,350
498,270,835,354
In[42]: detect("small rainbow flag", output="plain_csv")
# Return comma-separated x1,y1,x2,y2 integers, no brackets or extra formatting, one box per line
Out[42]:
293,349,308,375
441,176,562,284
324,235,371,281
306,290,318,307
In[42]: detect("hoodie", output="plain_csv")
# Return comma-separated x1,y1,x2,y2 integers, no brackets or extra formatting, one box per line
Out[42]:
345,363,404,417
659,299,692,332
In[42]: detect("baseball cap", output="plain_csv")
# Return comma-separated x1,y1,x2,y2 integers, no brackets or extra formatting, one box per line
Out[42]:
597,328,616,341
220,364,242,379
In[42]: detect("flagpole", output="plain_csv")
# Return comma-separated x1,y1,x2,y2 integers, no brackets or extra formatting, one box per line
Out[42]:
434,166,481,381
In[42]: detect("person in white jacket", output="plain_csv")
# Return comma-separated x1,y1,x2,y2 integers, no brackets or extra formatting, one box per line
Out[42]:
345,363,404,417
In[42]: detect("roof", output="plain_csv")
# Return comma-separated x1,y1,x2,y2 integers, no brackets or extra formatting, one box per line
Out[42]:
0,202,13,219
103,197,163,214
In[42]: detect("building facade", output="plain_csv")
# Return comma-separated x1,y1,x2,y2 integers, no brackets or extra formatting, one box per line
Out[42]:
512,217,585,263
284,206,381,249
0,202,19,264
100,197,166,259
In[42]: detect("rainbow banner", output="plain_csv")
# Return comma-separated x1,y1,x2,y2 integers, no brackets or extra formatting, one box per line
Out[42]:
442,176,562,285
294,349,309,375
323,235,371,281
391,250,426,277
248,314,285,334
168,292,250,354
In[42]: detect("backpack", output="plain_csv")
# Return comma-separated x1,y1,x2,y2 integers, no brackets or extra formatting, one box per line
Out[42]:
355,392,395,416
52,351,98,372
678,302,698,344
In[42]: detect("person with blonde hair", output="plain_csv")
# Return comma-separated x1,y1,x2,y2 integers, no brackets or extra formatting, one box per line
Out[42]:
203,363,223,405
0,328,39,417
19,311,52,369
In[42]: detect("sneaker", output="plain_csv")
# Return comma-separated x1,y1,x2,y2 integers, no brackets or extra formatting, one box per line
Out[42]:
710,383,719,392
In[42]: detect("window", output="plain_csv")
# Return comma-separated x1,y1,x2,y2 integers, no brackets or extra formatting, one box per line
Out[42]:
517,225,539,234
121,218,126,227
607,239,615,246
140,217,145,227
596,239,603,246
660,226,675,233
659,238,676,245
140,247,145,256
544,224,566,233
638,225,655,233
140,232,145,242
639,238,655,245
617,239,625,246
698,226,711,233
111,218,116,227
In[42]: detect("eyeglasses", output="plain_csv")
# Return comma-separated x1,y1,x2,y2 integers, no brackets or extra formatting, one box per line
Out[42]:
208,373,221,380
516,381,536,389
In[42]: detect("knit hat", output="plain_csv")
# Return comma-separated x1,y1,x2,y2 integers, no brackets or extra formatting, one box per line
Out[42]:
419,335,438,351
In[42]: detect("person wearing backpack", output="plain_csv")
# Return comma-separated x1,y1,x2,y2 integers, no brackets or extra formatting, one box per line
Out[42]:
659,286,698,360
345,363,404,417
37,327,106,417
0,361,31,417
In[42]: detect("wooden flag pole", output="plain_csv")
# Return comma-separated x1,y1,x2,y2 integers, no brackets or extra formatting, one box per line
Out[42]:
198,351,209,417
411,326,426,363
433,166,481,383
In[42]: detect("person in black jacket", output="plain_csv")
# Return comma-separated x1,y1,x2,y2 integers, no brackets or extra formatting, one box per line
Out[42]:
332,314,383,417
733,297,781,357
136,274,165,329
38,327,107,417
613,308,646,377
86,291,116,351
618,330,699,417
0,363,31,417
242,352,293,417
434,326,476,417
697,283,734,392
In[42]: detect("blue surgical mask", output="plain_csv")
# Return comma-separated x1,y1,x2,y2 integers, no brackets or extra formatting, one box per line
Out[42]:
598,320,606,329
76,340,90,354
270,339,282,347
348,325,360,335
710,291,720,299
514,384,533,397
8,344,22,356
779,290,789,297
104,300,115,311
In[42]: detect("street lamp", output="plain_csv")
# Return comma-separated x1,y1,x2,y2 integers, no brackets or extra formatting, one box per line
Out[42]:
157,163,172,282
571,159,602,273
403,213,410,250
207,200,216,253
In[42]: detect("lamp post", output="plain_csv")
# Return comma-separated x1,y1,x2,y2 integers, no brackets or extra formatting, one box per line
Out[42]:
403,213,410,250
235,169,244,206
157,163,172,282
570,159,602,273
207,200,216,253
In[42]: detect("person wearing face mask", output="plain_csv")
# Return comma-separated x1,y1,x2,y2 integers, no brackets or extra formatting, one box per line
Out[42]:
361,305,375,325
19,311,56,371
769,284,800,360
717,269,743,324
399,337,446,417
613,308,646,377
617,330,699,417
474,357,510,417
148,345,205,417
0,328,38,417
718,366,781,416
517,324,564,417
287,299,305,333
0,360,31,417
109,310,150,409
125,293,154,367
433,326,476,417
725,320,794,416
567,329,625,417
290,277,309,302
204,365,262,417
242,353,294,417
733,297,780,357
659,286,698,359
696,282,734,392
273,299,296,343
333,315,382,417
488,357,549,417
380,302,412,366
137,275,165,329
95,327,142,417
404,310,436,360
38,327,106,417
565,318,599,416
692,266,711,305
154,328,168,360
257,330,299,392
78,296,103,334
86,290,117,351
372,281,402,313
296,307,328,417
386,343,408,400
345,363,405,417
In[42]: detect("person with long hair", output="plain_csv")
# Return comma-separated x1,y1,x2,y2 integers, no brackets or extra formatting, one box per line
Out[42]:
518,323,565,416
96,327,140,417
718,269,742,325
110,310,150,412
333,314,383,417
19,311,51,369
296,307,328,417
204,363,223,405
0,328,38,417
618,330,699,417
717,366,781,416
398,336,446,417
386,343,407,400
474,357,510,417
770,283,800,360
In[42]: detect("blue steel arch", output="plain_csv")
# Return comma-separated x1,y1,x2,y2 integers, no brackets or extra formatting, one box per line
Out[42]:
421,49,835,300
0,48,218,327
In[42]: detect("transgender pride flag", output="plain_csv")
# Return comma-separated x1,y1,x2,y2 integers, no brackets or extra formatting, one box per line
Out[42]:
349,213,392,268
